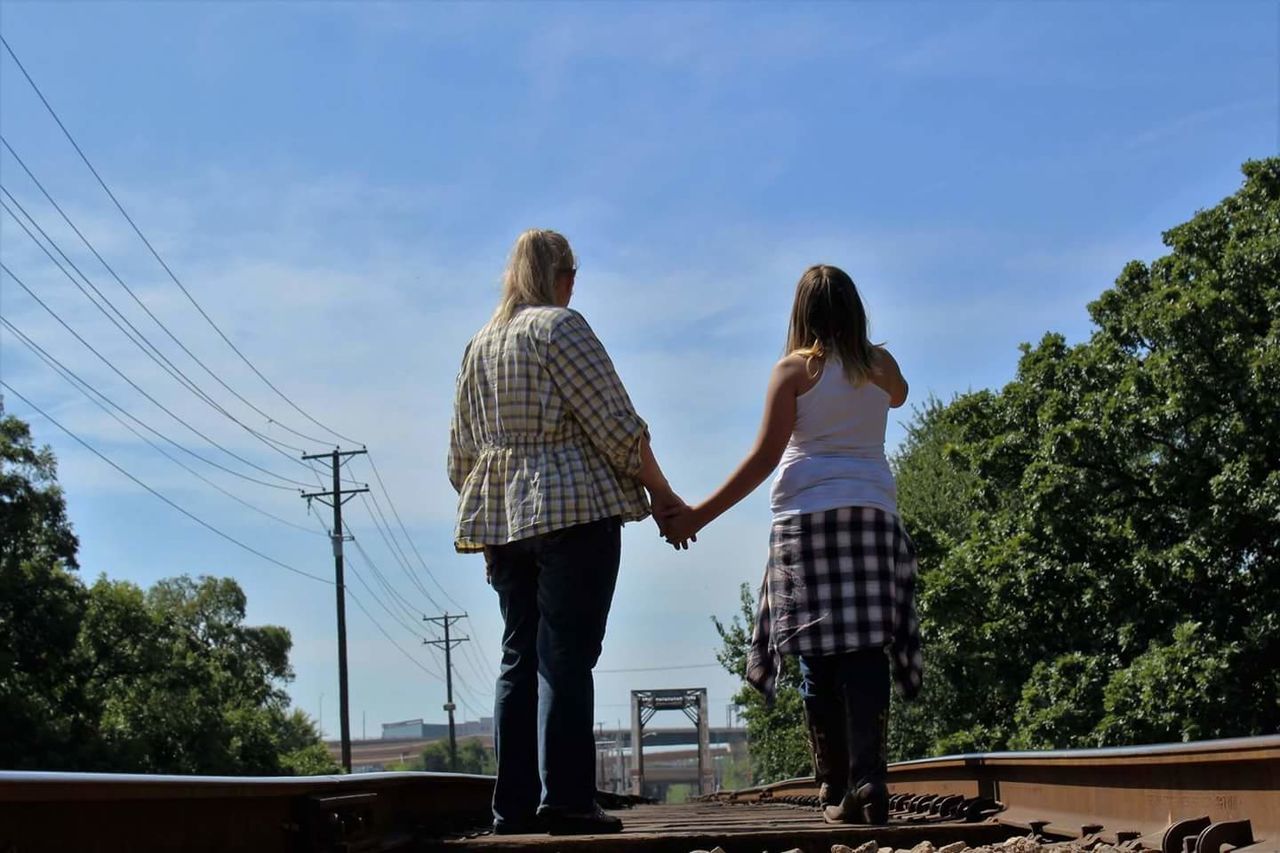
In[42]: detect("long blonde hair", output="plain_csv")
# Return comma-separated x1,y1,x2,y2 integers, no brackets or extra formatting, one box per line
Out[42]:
785,264,876,384
492,229,577,324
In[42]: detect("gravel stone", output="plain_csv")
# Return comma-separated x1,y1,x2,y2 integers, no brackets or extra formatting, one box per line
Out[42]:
939,842,967,853
997,838,1042,853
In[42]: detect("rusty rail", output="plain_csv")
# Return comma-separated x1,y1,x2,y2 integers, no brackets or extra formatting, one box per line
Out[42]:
711,736,1280,852
2,736,1277,852
0,769,494,852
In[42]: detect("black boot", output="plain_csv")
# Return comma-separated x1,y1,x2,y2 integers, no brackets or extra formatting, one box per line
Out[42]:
802,693,848,807
824,651,889,825
822,707,889,825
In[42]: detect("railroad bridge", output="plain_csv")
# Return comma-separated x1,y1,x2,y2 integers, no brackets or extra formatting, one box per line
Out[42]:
328,726,749,796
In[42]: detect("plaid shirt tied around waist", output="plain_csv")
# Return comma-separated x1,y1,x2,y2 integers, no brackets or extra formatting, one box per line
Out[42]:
746,505,923,703
448,306,651,553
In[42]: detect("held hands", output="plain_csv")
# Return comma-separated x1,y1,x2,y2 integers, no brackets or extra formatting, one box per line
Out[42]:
649,486,697,550
659,502,704,546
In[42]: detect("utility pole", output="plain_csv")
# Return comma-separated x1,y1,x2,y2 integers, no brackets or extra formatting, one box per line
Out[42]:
301,447,369,773
424,612,469,771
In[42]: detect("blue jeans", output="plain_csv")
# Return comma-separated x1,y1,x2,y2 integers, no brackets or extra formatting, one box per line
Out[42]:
486,517,621,824
799,649,889,789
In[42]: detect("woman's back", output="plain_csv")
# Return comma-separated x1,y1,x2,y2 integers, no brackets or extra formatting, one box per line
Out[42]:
448,305,651,551
459,305,577,443
770,359,896,519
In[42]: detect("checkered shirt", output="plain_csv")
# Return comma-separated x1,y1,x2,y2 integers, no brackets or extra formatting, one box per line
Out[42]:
746,505,923,702
448,305,651,553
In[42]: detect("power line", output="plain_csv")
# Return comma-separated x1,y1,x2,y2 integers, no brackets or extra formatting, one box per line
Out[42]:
1,316,323,535
596,663,723,674
0,380,331,585
0,261,313,489
367,453,467,610
358,492,443,610
362,488,429,596
350,492,495,709
349,537,431,635
345,532,483,712
1,135,341,449
0,186,322,471
365,453,500,683
345,586,445,684
349,534,428,626
344,561,442,680
455,633,498,695
0,35,360,447
310,512,484,719
347,522,491,713
0,313,297,492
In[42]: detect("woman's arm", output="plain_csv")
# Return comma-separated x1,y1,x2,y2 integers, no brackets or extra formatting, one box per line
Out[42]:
873,347,909,408
547,311,692,544
447,347,477,493
547,311,651,476
636,436,695,549
662,356,807,541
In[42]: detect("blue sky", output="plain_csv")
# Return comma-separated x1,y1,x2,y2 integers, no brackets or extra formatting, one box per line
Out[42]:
1,1,1275,743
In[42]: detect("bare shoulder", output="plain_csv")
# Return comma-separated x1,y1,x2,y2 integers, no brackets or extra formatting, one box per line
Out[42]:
775,353,821,395
872,345,899,368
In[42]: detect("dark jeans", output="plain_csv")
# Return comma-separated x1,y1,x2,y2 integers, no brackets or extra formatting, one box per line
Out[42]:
799,649,889,789
486,517,621,824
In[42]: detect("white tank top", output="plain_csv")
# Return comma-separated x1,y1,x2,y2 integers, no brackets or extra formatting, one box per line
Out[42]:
770,359,898,520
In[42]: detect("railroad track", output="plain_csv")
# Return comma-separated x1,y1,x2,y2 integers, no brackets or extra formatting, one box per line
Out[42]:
1,735,1275,852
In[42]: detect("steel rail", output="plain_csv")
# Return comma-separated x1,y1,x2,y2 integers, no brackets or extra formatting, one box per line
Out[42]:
2,736,1277,852
712,736,1280,852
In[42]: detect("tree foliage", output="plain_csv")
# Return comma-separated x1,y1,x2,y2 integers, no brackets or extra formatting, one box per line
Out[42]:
712,583,811,784
715,158,1280,770
0,406,336,774
419,737,497,774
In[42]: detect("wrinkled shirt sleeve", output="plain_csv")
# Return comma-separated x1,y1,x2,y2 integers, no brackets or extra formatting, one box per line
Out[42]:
546,311,649,478
447,346,477,494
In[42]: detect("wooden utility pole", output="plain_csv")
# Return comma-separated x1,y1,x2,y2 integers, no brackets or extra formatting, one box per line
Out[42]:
301,447,368,773
424,612,469,771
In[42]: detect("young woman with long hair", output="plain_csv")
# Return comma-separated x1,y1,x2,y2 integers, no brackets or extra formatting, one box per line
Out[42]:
663,264,922,825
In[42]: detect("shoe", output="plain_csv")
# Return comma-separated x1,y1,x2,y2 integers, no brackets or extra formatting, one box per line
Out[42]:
540,804,624,835
823,781,890,825
492,815,542,835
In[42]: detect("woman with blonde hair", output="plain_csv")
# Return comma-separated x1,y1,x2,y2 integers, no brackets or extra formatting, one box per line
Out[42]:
449,229,688,836
663,264,922,825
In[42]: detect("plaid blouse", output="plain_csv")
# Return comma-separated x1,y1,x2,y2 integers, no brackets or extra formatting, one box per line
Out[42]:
448,306,651,553
746,505,923,702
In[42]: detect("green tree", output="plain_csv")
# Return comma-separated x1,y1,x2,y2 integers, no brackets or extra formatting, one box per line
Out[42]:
895,158,1280,753
0,405,336,774
276,709,341,776
714,158,1280,764
711,583,811,784
83,574,318,775
419,737,496,773
0,406,91,769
